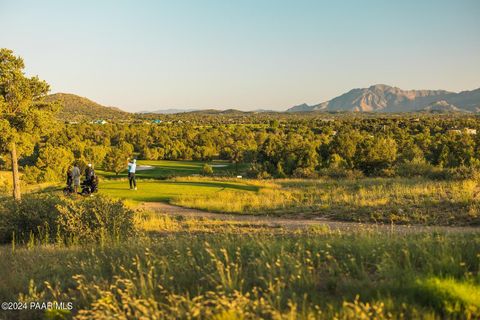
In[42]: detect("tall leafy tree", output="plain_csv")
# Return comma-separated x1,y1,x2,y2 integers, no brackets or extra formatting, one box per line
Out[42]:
104,142,133,175
0,48,58,200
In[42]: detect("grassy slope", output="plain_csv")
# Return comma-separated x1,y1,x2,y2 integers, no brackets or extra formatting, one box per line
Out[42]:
0,224,479,319
171,177,480,225
96,161,480,225
97,159,247,179
97,160,253,202
6,159,480,225
100,179,257,202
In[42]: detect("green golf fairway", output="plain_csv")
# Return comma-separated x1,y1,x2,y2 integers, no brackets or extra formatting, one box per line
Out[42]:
96,160,246,179
99,179,258,202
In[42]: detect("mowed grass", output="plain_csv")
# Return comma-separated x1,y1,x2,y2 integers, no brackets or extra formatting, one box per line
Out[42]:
99,177,258,202
96,160,246,179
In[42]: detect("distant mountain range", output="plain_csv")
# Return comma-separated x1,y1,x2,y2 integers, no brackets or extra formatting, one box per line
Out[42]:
45,93,130,121
46,85,480,120
287,84,480,113
140,108,199,114
140,108,278,114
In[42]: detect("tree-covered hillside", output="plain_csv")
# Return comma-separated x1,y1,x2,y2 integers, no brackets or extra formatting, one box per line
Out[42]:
45,93,131,122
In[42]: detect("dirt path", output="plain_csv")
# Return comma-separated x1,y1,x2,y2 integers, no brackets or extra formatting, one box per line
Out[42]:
140,202,480,233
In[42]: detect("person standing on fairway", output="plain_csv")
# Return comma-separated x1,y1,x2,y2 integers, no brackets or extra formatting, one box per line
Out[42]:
128,159,137,190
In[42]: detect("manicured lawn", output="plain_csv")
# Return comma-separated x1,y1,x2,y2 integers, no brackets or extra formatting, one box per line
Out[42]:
99,178,258,202
96,160,247,179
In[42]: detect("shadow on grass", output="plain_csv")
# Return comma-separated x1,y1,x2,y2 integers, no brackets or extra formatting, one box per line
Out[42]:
169,181,259,192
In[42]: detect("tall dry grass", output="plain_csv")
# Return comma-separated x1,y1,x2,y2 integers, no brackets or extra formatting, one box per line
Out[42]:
1,229,478,319
171,177,480,225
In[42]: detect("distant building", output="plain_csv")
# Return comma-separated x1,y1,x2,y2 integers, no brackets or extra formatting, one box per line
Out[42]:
92,120,107,125
152,120,162,124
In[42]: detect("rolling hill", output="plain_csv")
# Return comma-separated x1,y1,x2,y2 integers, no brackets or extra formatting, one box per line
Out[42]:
44,93,131,121
287,84,480,113
419,100,467,113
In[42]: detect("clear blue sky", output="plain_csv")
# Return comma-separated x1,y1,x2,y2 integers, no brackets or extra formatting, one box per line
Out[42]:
1,0,479,111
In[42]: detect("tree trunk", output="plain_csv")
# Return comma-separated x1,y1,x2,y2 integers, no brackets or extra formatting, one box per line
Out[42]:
10,143,21,201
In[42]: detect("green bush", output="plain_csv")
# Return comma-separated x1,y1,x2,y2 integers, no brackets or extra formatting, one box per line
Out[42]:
396,163,480,181
446,166,480,180
0,194,136,245
396,161,435,178
292,167,317,178
318,167,364,179
0,193,61,244
0,173,12,194
202,163,213,176
246,163,271,179
21,165,42,184
56,195,136,244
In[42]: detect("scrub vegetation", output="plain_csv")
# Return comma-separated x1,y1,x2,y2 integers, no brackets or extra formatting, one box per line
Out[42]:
0,207,479,319
1,49,480,319
170,176,480,226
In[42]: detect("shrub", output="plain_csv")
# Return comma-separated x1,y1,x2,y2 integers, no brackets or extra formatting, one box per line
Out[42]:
56,195,136,244
202,164,213,176
318,167,364,179
378,167,396,177
0,194,136,245
0,193,62,244
246,163,271,179
446,166,480,180
395,163,480,181
0,172,12,194
327,153,348,169
22,165,42,184
396,161,435,178
292,167,317,178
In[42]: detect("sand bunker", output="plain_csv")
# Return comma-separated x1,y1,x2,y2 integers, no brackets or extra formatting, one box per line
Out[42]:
136,165,155,171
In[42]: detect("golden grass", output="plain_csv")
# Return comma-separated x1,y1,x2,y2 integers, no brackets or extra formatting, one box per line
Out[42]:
0,170,61,197
0,171,12,195
2,230,479,319
134,211,280,234
171,177,480,225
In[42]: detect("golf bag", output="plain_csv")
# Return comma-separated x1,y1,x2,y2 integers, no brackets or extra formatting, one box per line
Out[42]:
81,175,99,196
63,185,75,196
